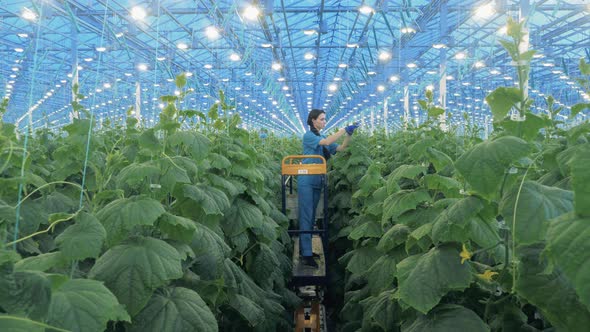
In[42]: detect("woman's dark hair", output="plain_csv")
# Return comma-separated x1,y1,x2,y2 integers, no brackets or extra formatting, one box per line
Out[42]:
307,109,325,136
306,109,331,160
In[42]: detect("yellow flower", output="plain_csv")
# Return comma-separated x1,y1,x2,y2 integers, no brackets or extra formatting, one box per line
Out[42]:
460,244,472,264
476,270,499,282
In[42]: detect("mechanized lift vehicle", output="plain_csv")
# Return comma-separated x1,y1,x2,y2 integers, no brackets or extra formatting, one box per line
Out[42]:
281,155,330,332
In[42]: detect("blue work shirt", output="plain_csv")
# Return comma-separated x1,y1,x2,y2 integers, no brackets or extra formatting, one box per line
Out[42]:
299,130,339,188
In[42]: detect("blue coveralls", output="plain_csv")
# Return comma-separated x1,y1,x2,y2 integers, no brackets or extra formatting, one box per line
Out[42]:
298,131,339,257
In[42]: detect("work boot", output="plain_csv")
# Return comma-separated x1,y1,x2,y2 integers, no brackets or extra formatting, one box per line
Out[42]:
301,256,318,268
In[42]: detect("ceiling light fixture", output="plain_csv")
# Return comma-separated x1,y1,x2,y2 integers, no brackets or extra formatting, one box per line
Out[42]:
474,3,495,19
359,5,374,15
205,26,220,40
243,5,260,21
272,62,282,70
378,50,392,61
130,6,147,20
21,8,38,21
304,52,315,60
401,27,416,34
474,61,486,68
229,53,241,61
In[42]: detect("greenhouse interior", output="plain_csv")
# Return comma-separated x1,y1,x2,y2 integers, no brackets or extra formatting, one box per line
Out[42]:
1,0,589,331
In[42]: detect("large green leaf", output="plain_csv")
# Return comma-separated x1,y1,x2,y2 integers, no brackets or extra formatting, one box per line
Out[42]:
422,174,461,197
571,103,590,118
232,164,264,183
355,164,385,198
396,254,424,285
116,162,160,187
469,216,503,260
44,191,77,215
182,184,230,216
0,314,67,332
190,223,230,279
206,173,242,197
221,198,263,237
485,87,521,121
568,144,590,217
455,136,530,200
158,157,191,191
404,304,489,332
409,138,436,160
157,213,197,243
129,287,217,332
345,246,380,275
377,224,411,253
88,236,183,315
425,147,453,173
398,246,472,314
208,153,232,170
516,244,590,330
349,220,382,240
389,165,428,181
14,252,66,272
500,181,573,245
405,223,433,252
545,212,590,309
55,212,106,260
47,278,130,332
360,290,400,331
501,113,549,141
138,129,161,155
96,196,165,246
168,131,211,160
250,243,280,287
367,255,397,295
382,189,431,224
432,196,484,244
228,293,264,327
0,270,51,320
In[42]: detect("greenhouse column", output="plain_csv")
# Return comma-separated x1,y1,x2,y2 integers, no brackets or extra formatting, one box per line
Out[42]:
135,82,141,122
71,23,79,120
403,85,409,130
370,107,375,135
438,2,448,131
384,97,388,135
519,0,530,103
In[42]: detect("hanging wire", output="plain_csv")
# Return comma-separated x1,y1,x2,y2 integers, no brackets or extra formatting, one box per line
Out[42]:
151,0,162,126
13,5,44,250
78,0,111,208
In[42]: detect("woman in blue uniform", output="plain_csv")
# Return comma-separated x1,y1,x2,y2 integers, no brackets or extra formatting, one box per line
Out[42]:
299,109,358,267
